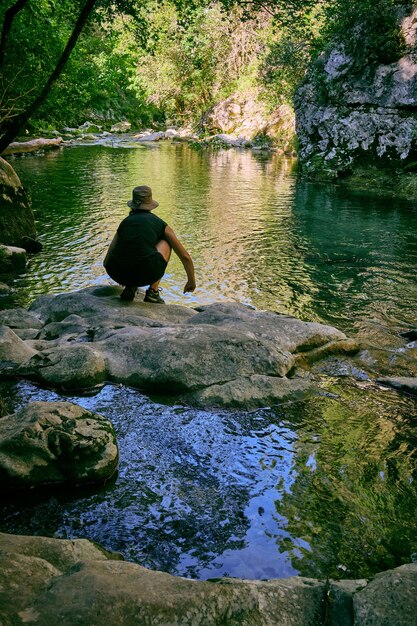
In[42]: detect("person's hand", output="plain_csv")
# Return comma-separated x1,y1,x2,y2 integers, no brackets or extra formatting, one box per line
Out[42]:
183,280,196,293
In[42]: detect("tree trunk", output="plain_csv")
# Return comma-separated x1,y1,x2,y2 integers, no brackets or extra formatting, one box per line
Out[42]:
0,0,30,69
0,0,97,155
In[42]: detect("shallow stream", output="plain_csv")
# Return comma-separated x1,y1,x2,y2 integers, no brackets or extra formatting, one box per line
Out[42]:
1,141,417,580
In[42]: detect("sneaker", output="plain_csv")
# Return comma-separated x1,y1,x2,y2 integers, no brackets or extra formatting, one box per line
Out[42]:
120,286,137,301
144,287,165,304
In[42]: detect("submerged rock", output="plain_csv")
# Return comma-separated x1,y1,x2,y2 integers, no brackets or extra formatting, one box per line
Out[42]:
0,285,358,408
0,401,118,492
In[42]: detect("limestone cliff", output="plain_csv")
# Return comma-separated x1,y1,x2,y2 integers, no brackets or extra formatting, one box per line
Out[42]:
295,7,417,177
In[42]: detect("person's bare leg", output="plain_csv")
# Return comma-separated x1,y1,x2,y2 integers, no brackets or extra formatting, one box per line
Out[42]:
150,239,171,290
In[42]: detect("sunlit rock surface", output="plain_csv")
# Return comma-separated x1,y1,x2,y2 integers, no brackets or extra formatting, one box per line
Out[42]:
1,532,416,625
0,285,358,408
0,401,118,492
295,7,417,175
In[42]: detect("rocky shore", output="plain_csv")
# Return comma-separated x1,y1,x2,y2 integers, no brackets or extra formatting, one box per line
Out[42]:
1,531,416,625
0,284,358,409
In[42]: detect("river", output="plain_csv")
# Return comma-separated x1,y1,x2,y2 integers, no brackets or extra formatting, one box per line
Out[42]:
1,141,417,581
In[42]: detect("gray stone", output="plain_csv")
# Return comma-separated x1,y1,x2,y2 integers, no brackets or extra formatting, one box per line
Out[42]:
0,401,118,492
78,121,102,133
0,307,43,330
134,131,165,142
0,532,326,626
185,375,314,409
22,344,107,389
0,244,27,271
353,563,417,626
0,325,37,372
201,93,295,150
0,158,36,247
376,376,417,395
110,121,131,133
10,285,359,407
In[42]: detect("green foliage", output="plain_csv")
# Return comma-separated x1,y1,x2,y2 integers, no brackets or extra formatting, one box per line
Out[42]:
133,2,265,125
0,0,413,135
322,0,411,65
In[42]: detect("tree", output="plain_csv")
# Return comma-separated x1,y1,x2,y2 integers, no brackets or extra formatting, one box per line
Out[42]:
0,0,145,154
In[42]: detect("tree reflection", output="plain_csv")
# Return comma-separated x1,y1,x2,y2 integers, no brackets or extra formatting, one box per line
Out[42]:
274,379,417,578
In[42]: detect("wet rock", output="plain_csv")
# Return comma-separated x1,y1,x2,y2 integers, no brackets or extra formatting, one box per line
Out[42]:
0,325,37,372
0,244,27,272
0,401,118,492
376,376,417,395
5,285,359,407
185,375,314,409
0,532,326,626
353,563,417,626
20,236,43,253
0,157,36,247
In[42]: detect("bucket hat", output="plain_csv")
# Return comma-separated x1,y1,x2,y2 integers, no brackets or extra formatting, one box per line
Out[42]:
127,185,159,211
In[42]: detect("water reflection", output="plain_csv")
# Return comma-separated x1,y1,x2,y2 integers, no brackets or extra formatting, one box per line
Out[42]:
1,378,417,581
3,143,417,580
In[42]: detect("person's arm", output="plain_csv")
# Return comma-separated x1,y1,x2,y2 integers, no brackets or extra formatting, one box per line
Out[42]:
164,225,196,293
103,232,119,268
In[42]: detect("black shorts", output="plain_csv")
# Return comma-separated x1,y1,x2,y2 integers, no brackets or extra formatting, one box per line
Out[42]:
105,252,168,287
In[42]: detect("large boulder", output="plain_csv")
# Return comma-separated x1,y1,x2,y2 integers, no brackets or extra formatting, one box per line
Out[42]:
0,532,327,626
0,285,358,408
0,157,36,246
1,532,416,625
353,563,417,625
0,401,118,492
295,6,417,176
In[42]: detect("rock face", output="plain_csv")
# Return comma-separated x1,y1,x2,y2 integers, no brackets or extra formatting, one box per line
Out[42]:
0,285,359,408
201,90,295,149
0,157,36,246
295,7,417,176
0,532,416,626
0,401,118,492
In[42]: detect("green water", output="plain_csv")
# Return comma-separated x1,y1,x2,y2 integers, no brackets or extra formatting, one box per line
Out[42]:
1,142,417,580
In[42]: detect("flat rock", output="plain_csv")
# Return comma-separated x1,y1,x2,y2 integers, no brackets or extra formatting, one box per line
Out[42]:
0,401,118,492
0,285,360,407
0,532,326,626
1,533,417,626
185,375,314,409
